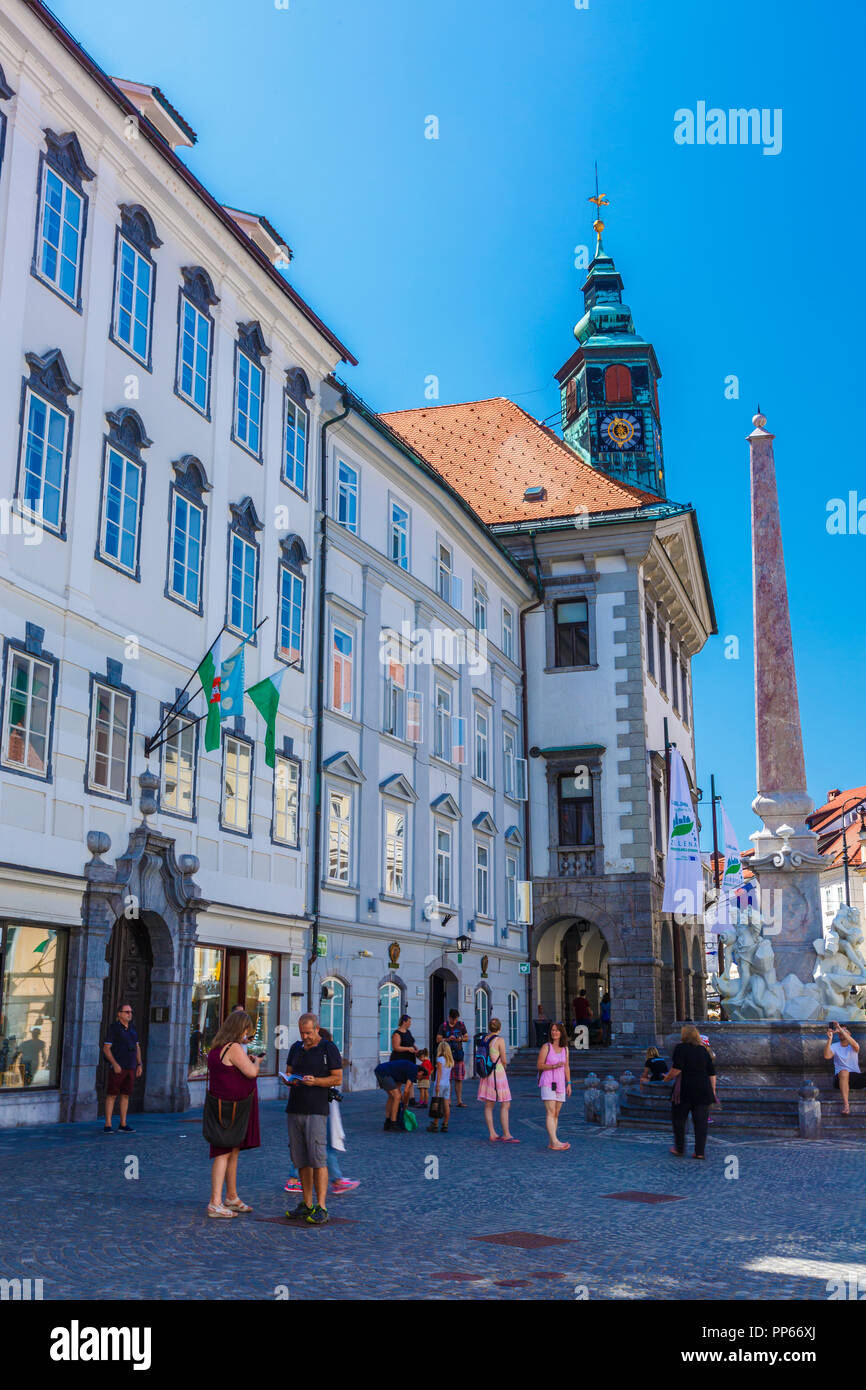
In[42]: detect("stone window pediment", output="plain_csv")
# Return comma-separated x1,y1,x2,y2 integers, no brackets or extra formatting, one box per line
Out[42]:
43,128,95,191
379,772,417,804
180,264,219,310
105,407,152,460
119,202,162,254
171,454,211,501
323,750,365,783
237,320,270,365
229,495,264,540
504,824,523,847
431,792,460,820
279,533,309,571
286,365,313,405
472,810,497,836
25,348,80,406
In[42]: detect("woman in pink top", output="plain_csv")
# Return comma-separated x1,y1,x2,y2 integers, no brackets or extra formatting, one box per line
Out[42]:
537,1021,571,1151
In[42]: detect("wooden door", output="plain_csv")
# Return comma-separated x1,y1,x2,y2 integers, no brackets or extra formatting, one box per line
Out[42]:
98,918,153,1113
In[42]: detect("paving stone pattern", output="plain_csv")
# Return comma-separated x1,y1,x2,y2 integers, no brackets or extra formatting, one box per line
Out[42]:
0,1078,863,1301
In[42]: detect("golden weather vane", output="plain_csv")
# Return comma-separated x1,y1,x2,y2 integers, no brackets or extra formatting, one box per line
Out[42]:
587,161,609,251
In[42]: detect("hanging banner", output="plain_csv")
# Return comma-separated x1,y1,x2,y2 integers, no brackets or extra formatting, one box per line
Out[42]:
661,747,703,917
713,803,745,927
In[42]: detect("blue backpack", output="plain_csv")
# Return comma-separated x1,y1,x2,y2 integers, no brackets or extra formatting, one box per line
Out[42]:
473,1032,498,1079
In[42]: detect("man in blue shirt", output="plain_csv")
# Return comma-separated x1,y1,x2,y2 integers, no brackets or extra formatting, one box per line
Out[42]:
102,1003,142,1133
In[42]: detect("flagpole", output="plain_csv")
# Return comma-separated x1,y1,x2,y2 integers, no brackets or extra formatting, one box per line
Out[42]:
144,622,228,757
710,773,725,974
144,643,299,759
664,717,686,1023
144,618,267,757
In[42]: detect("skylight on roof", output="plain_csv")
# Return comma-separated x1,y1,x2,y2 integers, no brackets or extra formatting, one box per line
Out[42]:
524,485,547,502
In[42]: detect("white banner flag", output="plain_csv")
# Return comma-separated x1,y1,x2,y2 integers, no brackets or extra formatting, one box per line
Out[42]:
662,747,703,917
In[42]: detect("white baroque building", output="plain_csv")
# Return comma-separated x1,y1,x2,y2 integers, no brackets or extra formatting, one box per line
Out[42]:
312,383,533,1089
0,0,354,1123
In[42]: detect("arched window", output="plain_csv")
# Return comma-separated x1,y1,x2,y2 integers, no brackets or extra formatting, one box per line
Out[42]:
507,991,519,1048
604,364,631,403
319,977,345,1055
378,982,401,1054
475,987,489,1036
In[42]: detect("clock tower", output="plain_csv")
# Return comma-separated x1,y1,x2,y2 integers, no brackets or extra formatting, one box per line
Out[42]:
555,193,665,498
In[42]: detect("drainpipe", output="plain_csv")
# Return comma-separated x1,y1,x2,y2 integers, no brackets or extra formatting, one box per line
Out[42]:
307,389,351,1012
520,532,545,1046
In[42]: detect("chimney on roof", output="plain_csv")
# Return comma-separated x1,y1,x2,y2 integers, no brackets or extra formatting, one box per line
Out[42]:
112,78,196,149
827,788,841,800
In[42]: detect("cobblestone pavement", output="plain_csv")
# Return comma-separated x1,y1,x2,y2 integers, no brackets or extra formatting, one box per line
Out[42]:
1,1078,863,1301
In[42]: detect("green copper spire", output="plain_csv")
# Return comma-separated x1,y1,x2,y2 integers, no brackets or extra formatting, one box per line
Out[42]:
554,180,666,498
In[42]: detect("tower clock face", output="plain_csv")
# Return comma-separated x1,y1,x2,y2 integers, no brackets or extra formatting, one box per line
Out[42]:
599,410,642,451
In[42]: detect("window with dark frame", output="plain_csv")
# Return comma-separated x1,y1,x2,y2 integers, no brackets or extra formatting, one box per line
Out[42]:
646,607,655,677
554,598,590,667
557,772,594,846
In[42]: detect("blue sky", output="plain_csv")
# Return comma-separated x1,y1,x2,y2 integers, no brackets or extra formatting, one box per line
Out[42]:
49,0,866,849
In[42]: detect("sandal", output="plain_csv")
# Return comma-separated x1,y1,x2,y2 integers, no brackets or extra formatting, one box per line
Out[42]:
224,1198,253,1212
669,1147,684,1156
502,1136,520,1143
488,1135,501,1142
548,1142,570,1151
207,1203,238,1219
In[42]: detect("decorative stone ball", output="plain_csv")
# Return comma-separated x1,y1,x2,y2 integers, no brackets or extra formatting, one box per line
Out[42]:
86,829,111,860
178,854,200,877
138,768,159,817
752,411,767,429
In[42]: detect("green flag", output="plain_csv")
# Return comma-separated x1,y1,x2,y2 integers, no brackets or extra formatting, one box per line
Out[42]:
247,668,286,768
197,635,222,752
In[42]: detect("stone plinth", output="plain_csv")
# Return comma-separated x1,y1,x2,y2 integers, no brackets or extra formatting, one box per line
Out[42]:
664,1021,861,1087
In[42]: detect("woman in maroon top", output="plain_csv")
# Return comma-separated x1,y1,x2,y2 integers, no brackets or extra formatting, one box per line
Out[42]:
206,1010,261,1218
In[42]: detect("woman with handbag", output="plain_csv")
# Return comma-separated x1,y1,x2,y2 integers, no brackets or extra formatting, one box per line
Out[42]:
426,1041,454,1133
204,1010,261,1218
663,1023,718,1160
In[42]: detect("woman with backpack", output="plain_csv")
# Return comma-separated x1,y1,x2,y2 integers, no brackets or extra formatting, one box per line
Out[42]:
537,1020,571,1151
476,1017,518,1142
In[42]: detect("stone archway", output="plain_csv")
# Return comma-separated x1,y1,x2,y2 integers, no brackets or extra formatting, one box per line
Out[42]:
533,896,621,1038
427,965,458,1057
60,807,206,1123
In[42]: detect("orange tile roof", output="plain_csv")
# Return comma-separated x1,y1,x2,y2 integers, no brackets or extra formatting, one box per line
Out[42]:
807,786,866,869
379,397,657,526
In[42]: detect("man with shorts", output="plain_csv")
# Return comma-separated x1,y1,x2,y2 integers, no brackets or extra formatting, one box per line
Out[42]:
285,1013,342,1225
436,1008,468,1106
102,1003,142,1133
824,1021,864,1115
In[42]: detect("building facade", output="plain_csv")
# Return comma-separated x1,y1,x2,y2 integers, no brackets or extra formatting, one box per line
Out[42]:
0,0,717,1125
311,384,533,1089
383,235,717,1045
808,786,866,929
0,1,354,1123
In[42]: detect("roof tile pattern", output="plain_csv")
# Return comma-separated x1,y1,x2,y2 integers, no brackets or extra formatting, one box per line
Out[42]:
380,397,657,526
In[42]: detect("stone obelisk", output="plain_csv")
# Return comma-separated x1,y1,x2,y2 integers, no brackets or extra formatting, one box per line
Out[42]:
748,410,825,987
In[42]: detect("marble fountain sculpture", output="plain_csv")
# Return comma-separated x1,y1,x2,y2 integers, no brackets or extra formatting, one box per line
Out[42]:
712,902,866,1023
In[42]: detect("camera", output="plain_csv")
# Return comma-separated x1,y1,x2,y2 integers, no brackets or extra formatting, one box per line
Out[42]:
328,1087,344,1103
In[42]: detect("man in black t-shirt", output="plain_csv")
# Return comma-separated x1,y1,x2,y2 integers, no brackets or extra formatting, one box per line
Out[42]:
284,1013,342,1225
102,1004,142,1133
